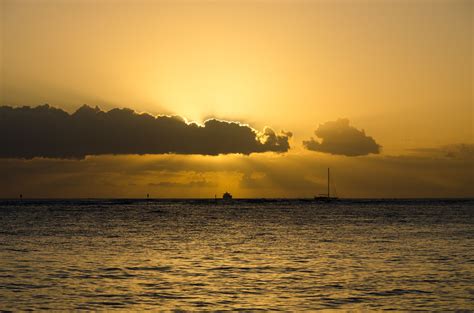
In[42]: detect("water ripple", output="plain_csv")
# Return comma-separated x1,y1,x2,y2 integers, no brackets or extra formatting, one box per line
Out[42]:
0,199,472,311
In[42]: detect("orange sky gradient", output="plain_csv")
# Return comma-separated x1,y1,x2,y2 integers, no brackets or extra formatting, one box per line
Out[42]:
0,0,472,198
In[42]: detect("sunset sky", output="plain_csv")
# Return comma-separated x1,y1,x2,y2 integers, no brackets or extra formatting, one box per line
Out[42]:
1,0,472,198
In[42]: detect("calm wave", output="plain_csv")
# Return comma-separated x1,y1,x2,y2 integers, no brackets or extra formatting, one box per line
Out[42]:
0,199,473,310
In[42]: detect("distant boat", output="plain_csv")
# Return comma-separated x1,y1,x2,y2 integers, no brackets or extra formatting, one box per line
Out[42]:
223,192,233,200
314,168,339,202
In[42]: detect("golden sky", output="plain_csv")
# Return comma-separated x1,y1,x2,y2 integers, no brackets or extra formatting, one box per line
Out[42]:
0,0,472,198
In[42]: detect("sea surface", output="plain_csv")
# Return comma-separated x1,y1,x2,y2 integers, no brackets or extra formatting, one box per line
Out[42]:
0,199,473,311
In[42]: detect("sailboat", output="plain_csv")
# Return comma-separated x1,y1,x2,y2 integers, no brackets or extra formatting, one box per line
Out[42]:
314,168,339,201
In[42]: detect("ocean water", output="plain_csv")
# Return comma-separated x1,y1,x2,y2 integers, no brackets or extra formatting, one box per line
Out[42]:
0,199,473,311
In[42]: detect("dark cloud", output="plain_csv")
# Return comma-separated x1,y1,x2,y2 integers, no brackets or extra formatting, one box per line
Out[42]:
303,118,381,156
1,150,472,198
0,104,291,159
148,180,217,188
409,143,474,159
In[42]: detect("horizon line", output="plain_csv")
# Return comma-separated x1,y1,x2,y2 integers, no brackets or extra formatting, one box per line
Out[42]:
1,197,473,201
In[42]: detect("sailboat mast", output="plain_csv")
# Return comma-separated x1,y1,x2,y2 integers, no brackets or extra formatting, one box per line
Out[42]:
327,168,330,198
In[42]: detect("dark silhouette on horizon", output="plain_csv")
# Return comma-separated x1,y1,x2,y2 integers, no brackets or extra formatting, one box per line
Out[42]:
314,168,339,202
223,192,233,200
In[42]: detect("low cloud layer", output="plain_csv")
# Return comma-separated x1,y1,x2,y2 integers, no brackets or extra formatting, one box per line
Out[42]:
303,119,381,156
410,143,474,159
1,149,472,198
0,105,291,159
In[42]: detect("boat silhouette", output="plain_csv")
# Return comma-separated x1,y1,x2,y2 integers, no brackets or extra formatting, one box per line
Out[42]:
223,192,233,201
314,168,339,202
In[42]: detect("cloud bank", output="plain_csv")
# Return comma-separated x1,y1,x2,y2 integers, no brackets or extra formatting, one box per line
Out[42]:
410,143,474,159
303,119,381,156
0,105,291,159
1,149,472,198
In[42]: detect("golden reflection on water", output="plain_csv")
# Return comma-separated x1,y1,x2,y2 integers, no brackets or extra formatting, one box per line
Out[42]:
0,199,473,310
